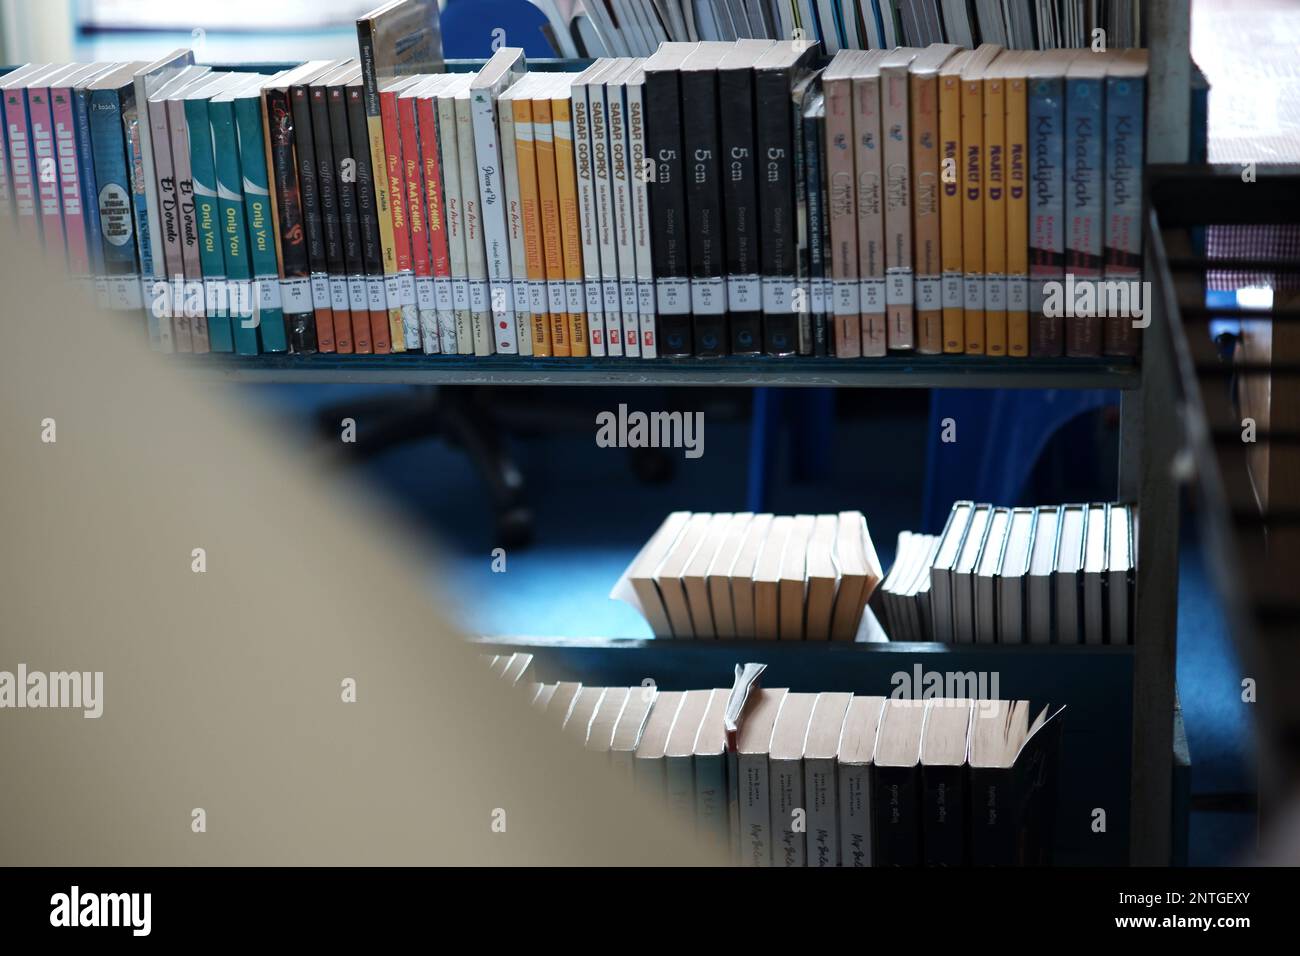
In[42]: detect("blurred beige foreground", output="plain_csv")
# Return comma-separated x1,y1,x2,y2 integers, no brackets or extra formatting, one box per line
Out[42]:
0,233,718,865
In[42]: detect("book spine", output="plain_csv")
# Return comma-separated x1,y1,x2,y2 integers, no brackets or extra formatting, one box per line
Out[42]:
456,93,494,356
802,97,830,357
186,96,234,352
346,83,393,353
262,86,313,352
89,89,144,317
791,81,814,357
135,73,166,293
1028,73,1065,356
381,88,419,351
125,102,167,349
718,64,762,355
968,766,1017,865
0,87,13,224
51,84,90,282
149,95,191,350
938,69,964,353
1103,68,1144,357
438,90,472,355
738,752,773,866
325,84,369,353
805,756,838,866
3,84,42,249
626,76,657,358
755,66,799,356
769,757,807,867
921,763,967,865
910,70,943,354
665,755,696,824
210,98,259,356
882,64,914,350
873,763,922,865
310,82,352,353
552,91,589,357
681,67,727,356
983,71,1008,356
532,90,570,357
232,94,287,353
694,753,729,856
826,74,859,357
28,84,66,263
358,24,406,352
853,71,887,356
1065,73,1104,357
291,82,335,352
399,94,436,354
1005,69,1030,357
571,80,603,356
589,75,623,356
644,65,691,356
72,87,107,304
837,762,873,866
417,89,455,355
512,93,550,356
471,83,521,355
606,79,639,357
960,72,985,354
169,96,211,352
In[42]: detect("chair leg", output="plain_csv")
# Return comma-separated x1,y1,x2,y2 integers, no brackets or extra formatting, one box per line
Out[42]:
438,390,534,549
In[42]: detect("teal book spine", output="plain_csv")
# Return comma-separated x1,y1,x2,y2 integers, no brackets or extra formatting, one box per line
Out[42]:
232,92,287,353
185,96,233,352
209,97,260,355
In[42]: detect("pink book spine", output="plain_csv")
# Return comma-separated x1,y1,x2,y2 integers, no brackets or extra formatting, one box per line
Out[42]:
29,85,67,261
3,91,42,247
50,85,89,276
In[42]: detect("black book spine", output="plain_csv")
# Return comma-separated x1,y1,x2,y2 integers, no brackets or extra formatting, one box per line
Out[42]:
873,764,923,866
680,66,727,357
718,64,762,356
346,86,384,281
754,66,798,356
327,87,364,280
311,81,349,349
802,97,829,356
264,85,314,353
291,81,333,350
644,65,692,356
922,764,968,865
792,77,813,355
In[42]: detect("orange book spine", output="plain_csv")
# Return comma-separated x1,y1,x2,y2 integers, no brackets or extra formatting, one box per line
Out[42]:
1005,65,1030,357
513,93,551,356
552,88,589,357
983,70,1007,356
961,72,985,354
532,89,570,357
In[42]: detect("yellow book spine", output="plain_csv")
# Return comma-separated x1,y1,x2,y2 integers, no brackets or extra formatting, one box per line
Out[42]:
552,90,589,357
983,73,1007,356
1005,69,1030,357
960,75,985,354
938,70,964,353
368,115,406,351
513,96,551,356
532,92,570,356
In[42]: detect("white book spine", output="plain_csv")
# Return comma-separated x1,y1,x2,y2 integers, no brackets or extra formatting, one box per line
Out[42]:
769,757,806,867
626,75,657,358
437,89,473,355
837,762,873,867
804,755,839,867
471,83,519,354
694,753,728,854
606,76,640,358
588,72,623,356
456,93,493,355
665,755,696,822
572,79,605,356
738,752,772,867
497,90,533,356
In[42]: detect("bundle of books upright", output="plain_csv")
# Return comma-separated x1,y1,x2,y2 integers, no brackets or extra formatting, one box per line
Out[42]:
487,653,1066,867
612,510,884,639
0,28,1148,362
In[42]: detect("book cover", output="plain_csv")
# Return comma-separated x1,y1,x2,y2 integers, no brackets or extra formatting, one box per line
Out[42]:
291,69,337,352
606,63,641,358
852,50,888,356
0,64,49,228
438,76,472,354
310,66,353,354
824,51,861,358
983,53,1008,357
209,80,261,356
937,51,970,353
910,46,958,354
27,67,72,264
530,81,571,357
570,64,604,356
495,80,531,356
588,60,624,357
185,82,236,352
624,62,657,357
2,65,54,251
1004,53,1030,357
72,70,110,310
880,48,918,351
327,69,374,353
49,66,102,299
381,77,422,351
1064,55,1105,357
455,85,493,355
89,68,150,321
960,46,1000,354
802,90,830,356
347,74,396,352
1103,50,1147,357
1027,52,1071,357
551,75,590,356
417,76,457,354
398,80,437,354
511,78,551,356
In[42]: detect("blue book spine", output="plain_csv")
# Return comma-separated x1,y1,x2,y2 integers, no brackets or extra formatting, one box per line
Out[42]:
1027,72,1065,356
88,86,142,311
210,97,260,355
73,87,106,286
1104,72,1143,278
233,93,288,353
1064,71,1103,355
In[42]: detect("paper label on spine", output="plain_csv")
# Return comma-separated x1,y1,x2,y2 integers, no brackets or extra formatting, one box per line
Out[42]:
812,278,830,316
330,277,349,312
915,276,941,311
619,279,637,314
566,280,585,314
513,280,530,313
416,277,436,312
886,270,913,306
546,280,564,314
638,283,655,316
602,279,620,312
469,279,489,314
984,276,1007,312
398,272,417,308
367,277,387,311
452,278,470,311
860,278,886,314
585,281,603,314
281,276,313,314
963,275,984,311
727,274,761,313
256,276,282,311
690,276,725,315
383,275,402,308
310,273,330,309
657,276,691,315
1031,279,1051,312
112,274,144,311
760,276,793,314
832,279,860,316
942,273,964,309
434,277,453,312
347,276,368,312
1008,276,1029,311
528,280,547,314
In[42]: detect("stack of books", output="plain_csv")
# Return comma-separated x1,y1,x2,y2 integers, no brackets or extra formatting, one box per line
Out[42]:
0,12,1148,361
486,653,1066,866
538,1,1143,58
882,499,1136,643
612,511,884,639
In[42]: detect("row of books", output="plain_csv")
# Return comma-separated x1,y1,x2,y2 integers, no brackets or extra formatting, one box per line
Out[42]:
880,500,1135,644
486,654,1064,866
613,511,884,640
0,36,1144,360
551,1,1142,57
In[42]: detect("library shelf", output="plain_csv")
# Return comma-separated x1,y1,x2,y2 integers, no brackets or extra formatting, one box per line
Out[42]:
185,352,1140,390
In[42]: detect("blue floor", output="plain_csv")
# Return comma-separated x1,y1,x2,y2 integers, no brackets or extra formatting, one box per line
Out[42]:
243,381,1255,865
